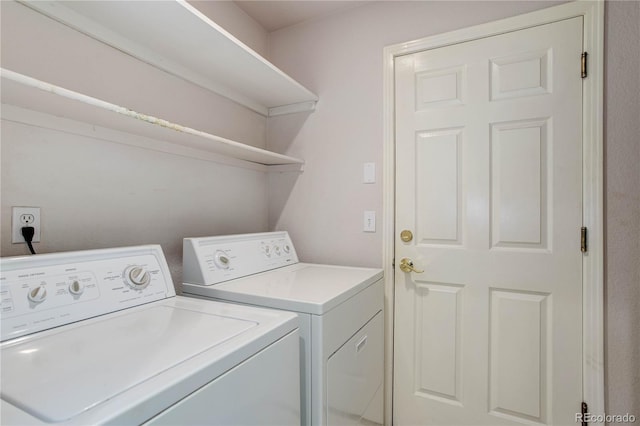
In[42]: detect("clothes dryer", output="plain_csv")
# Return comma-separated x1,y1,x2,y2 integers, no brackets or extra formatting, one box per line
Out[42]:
182,232,384,426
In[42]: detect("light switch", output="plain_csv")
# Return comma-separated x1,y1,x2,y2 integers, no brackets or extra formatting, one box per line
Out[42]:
364,211,376,232
363,163,375,184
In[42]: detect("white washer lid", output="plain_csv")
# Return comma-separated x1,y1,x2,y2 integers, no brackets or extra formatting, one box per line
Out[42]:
0,305,256,422
194,263,383,315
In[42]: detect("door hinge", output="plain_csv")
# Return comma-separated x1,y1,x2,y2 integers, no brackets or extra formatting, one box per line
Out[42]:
581,52,588,78
392,258,395,269
581,227,588,253
581,401,589,426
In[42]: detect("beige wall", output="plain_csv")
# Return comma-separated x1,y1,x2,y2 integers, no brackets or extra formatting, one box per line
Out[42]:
0,1,270,285
267,0,639,416
188,0,268,56
604,0,640,418
266,0,561,265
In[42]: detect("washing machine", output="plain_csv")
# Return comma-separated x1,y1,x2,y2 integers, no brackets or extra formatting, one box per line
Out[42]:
182,231,384,426
1,245,300,425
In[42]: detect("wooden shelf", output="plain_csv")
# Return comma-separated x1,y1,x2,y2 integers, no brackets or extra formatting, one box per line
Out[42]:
1,69,305,168
19,0,318,117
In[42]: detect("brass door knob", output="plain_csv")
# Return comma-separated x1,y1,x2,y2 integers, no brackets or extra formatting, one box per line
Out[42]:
400,230,413,242
399,258,424,273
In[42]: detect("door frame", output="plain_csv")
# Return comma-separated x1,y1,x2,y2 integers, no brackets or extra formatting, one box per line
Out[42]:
382,1,604,424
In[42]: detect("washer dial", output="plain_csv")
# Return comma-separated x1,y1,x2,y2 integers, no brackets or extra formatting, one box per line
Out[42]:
125,266,151,290
28,286,47,304
69,280,84,296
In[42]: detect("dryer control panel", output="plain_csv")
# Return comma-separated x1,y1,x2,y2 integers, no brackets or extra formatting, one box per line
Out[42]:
1,245,175,341
183,232,299,285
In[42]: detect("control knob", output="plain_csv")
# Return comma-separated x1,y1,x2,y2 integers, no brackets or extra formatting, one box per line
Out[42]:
214,251,231,270
69,280,84,296
125,266,151,290
28,286,47,304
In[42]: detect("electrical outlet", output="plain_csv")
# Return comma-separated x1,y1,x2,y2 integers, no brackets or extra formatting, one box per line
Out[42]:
12,207,41,244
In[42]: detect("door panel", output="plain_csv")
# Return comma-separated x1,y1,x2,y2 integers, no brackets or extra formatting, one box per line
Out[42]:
490,118,549,249
489,289,550,422
414,282,463,403
394,17,583,425
415,128,463,245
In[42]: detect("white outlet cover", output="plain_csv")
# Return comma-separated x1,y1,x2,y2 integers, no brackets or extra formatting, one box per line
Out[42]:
12,206,41,243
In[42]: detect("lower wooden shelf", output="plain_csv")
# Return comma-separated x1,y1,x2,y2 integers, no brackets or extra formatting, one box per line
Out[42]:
1,68,305,169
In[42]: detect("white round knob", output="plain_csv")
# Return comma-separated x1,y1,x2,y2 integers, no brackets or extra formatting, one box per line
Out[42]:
28,286,47,304
283,244,291,254
126,266,150,289
263,246,271,257
214,251,231,269
274,245,281,256
69,280,84,296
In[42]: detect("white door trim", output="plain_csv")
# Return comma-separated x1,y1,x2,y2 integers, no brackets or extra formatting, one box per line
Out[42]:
382,2,604,424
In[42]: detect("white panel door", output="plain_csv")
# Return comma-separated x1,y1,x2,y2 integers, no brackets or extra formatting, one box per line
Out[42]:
394,17,583,425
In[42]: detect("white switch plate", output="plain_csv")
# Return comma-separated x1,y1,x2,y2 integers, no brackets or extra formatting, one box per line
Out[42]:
364,211,376,232
363,163,375,184
12,206,41,243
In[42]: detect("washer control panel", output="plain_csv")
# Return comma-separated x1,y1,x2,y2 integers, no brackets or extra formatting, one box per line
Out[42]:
1,245,174,341
183,232,299,285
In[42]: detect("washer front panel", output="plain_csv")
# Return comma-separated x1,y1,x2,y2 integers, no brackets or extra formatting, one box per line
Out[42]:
1,305,257,422
1,246,174,341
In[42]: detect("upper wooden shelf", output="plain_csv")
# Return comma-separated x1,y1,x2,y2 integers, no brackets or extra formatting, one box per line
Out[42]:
19,0,318,117
1,68,305,167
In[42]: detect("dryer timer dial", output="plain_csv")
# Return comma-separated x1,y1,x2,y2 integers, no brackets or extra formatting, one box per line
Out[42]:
214,251,231,270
